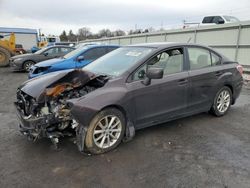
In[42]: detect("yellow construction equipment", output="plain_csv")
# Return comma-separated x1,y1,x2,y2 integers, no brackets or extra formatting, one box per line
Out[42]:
0,33,16,67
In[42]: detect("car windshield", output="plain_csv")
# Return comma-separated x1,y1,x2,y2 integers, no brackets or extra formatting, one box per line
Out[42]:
63,46,89,59
83,47,154,77
34,47,50,54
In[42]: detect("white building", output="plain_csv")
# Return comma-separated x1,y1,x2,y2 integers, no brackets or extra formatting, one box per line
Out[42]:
0,27,38,50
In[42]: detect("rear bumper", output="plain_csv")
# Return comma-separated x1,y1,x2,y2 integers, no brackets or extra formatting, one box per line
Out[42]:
232,80,243,104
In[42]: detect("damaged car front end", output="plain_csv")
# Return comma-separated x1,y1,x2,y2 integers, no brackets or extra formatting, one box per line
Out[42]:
15,69,108,149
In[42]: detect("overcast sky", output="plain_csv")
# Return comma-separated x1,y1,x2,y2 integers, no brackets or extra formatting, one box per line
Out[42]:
0,0,250,35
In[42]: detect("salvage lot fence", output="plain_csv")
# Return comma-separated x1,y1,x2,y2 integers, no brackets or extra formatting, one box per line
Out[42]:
80,21,250,71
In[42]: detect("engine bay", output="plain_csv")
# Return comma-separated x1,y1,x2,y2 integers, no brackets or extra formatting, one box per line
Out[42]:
15,70,109,149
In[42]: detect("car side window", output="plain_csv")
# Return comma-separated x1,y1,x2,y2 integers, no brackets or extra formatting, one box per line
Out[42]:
213,16,224,24
132,48,184,81
202,16,214,23
211,52,221,66
188,47,211,70
84,48,106,60
45,48,59,55
60,47,72,53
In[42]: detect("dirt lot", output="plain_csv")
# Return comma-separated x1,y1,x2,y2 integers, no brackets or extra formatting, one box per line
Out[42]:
0,67,250,188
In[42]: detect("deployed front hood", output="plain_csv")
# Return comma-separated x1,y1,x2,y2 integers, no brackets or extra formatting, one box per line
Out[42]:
35,58,66,67
19,69,97,102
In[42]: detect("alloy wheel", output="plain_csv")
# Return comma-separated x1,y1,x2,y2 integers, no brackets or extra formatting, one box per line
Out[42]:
24,62,34,71
93,115,122,149
216,90,231,113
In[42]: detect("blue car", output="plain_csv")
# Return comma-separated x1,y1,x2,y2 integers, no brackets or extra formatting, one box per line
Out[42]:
29,44,119,79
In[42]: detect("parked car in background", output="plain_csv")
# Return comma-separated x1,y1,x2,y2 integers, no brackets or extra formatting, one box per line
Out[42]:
10,45,75,72
15,43,243,154
15,44,26,54
28,44,119,79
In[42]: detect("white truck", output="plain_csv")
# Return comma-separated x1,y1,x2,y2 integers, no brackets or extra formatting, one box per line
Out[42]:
183,15,240,28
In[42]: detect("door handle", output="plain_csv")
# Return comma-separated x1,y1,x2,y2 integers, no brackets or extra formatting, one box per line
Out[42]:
178,78,188,85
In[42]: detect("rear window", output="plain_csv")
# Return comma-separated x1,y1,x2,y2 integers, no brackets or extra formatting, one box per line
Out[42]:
188,47,211,70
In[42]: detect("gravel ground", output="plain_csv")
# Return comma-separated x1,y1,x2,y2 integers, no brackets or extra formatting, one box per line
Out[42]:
0,67,250,188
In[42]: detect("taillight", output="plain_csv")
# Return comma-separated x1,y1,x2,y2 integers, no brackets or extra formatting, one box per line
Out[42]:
236,64,243,76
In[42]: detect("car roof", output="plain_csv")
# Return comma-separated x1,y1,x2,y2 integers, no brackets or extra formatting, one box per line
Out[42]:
49,45,75,48
86,44,120,48
128,42,209,49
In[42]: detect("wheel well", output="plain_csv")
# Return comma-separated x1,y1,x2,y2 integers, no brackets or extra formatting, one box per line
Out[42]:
224,84,233,94
100,105,135,140
101,105,128,120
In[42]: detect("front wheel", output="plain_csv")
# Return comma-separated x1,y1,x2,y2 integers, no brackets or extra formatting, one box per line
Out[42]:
210,86,232,117
85,108,126,154
23,61,35,72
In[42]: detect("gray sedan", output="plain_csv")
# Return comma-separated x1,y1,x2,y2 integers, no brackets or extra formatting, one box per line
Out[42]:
10,45,75,72
15,43,243,154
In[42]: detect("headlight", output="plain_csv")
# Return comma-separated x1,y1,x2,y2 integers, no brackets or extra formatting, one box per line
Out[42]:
33,66,51,74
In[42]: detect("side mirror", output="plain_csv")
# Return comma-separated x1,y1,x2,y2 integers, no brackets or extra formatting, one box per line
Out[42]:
142,67,163,86
77,55,85,62
43,52,48,56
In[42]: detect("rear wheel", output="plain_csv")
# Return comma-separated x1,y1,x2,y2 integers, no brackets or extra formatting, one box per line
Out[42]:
85,108,126,154
210,86,232,116
0,47,11,67
23,61,35,72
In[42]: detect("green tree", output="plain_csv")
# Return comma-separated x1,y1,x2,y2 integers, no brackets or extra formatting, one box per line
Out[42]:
59,30,68,41
68,30,77,42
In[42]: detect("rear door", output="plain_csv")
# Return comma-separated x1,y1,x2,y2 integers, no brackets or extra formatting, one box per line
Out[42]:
186,46,222,112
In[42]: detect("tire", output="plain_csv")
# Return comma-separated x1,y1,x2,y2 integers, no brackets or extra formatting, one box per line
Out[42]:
85,108,126,154
23,61,35,72
0,47,11,67
210,86,232,117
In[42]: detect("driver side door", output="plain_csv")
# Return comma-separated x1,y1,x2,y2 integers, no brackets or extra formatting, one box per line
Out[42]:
127,47,188,129
41,47,60,61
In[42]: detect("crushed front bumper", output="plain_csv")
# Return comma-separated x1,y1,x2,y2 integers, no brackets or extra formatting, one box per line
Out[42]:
14,102,59,140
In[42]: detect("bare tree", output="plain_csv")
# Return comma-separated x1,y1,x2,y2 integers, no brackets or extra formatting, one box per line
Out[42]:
78,27,92,40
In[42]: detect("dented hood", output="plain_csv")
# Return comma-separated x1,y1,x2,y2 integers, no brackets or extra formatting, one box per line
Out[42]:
19,69,97,101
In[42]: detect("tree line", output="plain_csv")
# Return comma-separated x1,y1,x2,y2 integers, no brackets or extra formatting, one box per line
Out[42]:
59,27,157,42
